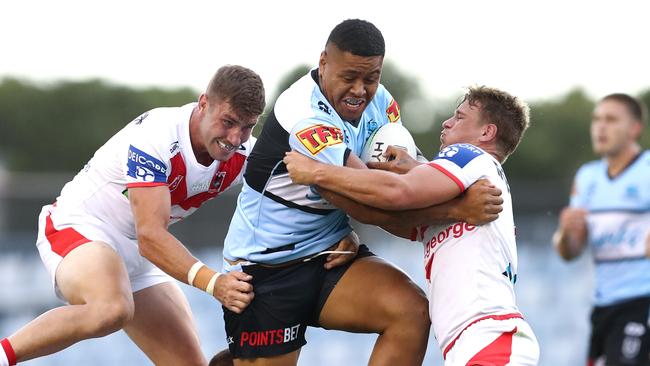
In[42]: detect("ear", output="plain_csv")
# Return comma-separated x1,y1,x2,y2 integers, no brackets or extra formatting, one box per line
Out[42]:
319,51,327,70
631,120,644,140
479,123,498,143
198,94,209,112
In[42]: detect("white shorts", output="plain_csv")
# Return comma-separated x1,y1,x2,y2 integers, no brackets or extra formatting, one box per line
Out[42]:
35,204,173,301
443,316,540,366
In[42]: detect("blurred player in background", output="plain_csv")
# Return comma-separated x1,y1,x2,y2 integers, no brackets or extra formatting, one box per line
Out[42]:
553,93,650,366
0,65,269,366
284,86,540,365
219,19,502,366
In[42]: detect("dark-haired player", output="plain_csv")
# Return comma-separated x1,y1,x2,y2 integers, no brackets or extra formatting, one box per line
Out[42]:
553,93,650,366
219,19,503,365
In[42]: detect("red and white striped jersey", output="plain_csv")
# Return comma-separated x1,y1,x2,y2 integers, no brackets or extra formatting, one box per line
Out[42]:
55,103,253,240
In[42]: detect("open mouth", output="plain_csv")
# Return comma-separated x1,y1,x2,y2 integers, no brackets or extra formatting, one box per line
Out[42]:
343,97,365,110
217,140,236,152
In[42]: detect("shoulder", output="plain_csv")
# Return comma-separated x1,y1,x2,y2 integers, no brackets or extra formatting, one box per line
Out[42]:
274,70,332,132
370,84,401,123
434,143,488,168
574,159,603,182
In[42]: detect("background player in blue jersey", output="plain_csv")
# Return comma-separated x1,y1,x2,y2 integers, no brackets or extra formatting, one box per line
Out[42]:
218,19,502,366
553,93,650,365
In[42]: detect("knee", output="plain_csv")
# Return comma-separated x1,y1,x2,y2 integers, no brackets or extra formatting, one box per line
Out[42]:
209,349,233,366
85,297,134,336
389,285,430,334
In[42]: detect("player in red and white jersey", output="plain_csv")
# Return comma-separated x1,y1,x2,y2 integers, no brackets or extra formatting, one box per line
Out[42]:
284,86,539,365
0,66,268,366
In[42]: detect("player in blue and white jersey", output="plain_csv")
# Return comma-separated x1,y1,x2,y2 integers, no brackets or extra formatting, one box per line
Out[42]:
553,93,650,366
219,20,502,365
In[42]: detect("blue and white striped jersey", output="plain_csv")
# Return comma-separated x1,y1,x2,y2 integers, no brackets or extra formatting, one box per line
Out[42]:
223,69,402,265
571,150,650,306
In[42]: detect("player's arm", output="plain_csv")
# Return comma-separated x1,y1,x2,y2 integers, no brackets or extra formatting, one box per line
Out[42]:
552,205,589,261
128,186,254,313
284,151,460,210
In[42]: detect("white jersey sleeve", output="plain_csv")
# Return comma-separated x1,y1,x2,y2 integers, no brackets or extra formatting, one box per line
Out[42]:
123,111,173,188
427,143,491,191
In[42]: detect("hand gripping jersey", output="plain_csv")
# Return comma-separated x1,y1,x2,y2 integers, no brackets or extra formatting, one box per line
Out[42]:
224,69,402,265
412,143,523,354
570,151,650,306
53,103,253,240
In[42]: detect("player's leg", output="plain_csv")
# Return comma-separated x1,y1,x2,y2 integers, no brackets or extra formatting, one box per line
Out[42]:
318,254,430,366
602,298,650,366
4,241,134,362
121,281,206,366
232,350,299,366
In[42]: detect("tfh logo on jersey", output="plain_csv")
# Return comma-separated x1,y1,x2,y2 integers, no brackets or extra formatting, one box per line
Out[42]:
238,324,301,347
386,99,401,123
127,145,167,183
295,125,343,155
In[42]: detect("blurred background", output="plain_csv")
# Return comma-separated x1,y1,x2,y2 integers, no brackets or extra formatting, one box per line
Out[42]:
2,0,649,364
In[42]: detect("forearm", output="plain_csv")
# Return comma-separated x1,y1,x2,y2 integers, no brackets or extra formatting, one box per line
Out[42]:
314,164,409,210
552,228,586,261
137,229,217,289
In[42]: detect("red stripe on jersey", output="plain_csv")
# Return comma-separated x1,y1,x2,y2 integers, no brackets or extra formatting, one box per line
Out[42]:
45,213,91,258
424,253,434,281
1,338,16,366
466,326,516,365
443,313,523,359
126,182,167,188
178,153,246,210
168,153,188,205
427,163,465,192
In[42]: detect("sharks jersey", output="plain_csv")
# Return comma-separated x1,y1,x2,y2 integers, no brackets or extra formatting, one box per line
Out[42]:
412,143,522,353
53,103,253,240
570,151,650,306
223,69,402,265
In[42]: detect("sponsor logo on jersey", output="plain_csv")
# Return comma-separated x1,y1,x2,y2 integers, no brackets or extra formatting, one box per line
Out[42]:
317,101,331,115
238,323,301,347
295,125,343,155
133,112,149,125
127,145,167,183
169,141,180,154
436,143,483,168
424,222,477,280
502,262,517,284
386,99,401,123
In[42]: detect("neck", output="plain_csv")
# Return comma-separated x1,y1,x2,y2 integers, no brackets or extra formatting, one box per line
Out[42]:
189,106,213,166
606,143,641,177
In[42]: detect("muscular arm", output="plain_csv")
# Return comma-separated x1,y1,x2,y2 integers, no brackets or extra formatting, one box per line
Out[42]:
319,179,503,239
284,151,460,210
129,186,254,313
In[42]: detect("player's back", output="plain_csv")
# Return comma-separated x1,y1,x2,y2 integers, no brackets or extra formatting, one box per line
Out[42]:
571,150,650,306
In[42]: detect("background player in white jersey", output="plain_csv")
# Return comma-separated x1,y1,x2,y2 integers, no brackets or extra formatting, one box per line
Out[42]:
553,94,650,366
284,86,540,365
217,20,504,366
0,66,271,366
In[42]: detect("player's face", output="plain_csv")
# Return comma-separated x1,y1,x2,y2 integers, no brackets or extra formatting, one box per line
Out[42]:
198,95,257,161
591,99,640,157
319,44,383,122
439,100,485,149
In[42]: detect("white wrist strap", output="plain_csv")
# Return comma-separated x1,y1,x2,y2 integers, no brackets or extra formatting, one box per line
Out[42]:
187,261,205,286
206,272,222,296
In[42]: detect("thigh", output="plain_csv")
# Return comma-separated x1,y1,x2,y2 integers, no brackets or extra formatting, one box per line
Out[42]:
56,240,133,306
317,255,428,333
122,281,206,366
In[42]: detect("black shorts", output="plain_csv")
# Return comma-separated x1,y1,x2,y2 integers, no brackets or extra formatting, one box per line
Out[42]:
588,296,650,365
223,244,374,359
